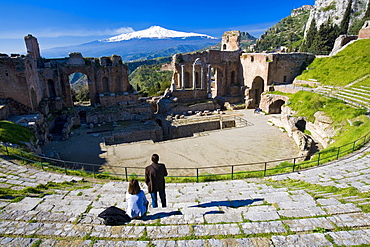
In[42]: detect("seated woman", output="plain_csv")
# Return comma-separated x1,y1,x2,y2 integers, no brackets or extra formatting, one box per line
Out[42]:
126,179,149,219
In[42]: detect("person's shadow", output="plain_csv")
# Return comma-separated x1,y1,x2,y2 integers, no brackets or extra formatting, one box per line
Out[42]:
142,211,182,221
190,198,264,208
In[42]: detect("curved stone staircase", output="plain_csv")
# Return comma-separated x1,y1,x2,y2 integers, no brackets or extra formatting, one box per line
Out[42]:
315,82,370,111
0,143,370,246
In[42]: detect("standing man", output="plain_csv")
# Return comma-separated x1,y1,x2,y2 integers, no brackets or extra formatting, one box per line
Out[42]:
145,154,168,208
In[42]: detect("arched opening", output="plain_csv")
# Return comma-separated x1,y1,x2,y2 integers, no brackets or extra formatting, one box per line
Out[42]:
78,111,87,124
69,72,90,106
268,99,285,114
211,67,223,98
195,72,200,88
250,76,264,107
47,79,56,98
156,119,162,127
231,71,236,85
295,119,306,132
115,76,122,93
30,88,38,110
223,44,227,50
184,72,191,88
102,77,109,93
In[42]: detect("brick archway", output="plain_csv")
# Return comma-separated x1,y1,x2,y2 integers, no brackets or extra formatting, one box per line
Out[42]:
259,94,289,114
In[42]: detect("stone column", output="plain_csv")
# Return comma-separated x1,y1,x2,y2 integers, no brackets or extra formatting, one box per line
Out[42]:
181,65,185,90
192,64,196,90
207,64,212,94
201,66,205,90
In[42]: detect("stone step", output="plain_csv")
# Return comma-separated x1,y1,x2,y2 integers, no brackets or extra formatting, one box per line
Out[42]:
346,87,370,95
337,91,370,104
2,227,370,246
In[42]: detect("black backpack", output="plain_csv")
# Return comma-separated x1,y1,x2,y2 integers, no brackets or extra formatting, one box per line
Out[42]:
98,206,130,225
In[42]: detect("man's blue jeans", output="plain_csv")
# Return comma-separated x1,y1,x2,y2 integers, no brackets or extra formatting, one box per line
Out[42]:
150,190,166,208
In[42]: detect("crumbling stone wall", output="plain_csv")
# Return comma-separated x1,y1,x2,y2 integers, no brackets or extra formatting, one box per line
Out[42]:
104,127,163,144
259,94,289,114
0,35,137,116
0,56,34,109
171,50,243,103
359,20,370,39
170,120,235,139
241,52,314,108
221,31,241,51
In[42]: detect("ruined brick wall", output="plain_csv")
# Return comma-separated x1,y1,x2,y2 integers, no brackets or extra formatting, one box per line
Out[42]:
221,31,241,51
240,52,314,108
166,101,218,115
1,36,136,115
0,56,33,108
85,106,153,124
240,53,269,89
170,90,207,99
98,93,139,106
172,50,242,99
170,120,235,139
358,20,370,39
267,53,315,85
0,104,10,120
259,94,289,114
41,53,134,108
104,127,163,144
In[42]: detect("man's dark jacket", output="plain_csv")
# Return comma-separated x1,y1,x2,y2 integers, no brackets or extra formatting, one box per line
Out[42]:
145,162,168,193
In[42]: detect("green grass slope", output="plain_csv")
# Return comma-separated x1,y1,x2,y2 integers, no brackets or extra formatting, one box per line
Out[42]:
297,39,370,86
0,121,35,145
288,90,369,148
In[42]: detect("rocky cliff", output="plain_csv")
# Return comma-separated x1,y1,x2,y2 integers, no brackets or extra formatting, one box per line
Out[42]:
305,0,370,33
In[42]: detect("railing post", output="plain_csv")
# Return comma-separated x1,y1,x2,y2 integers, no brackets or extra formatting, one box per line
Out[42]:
231,166,234,180
317,153,321,166
92,164,96,178
5,145,9,156
263,162,267,177
352,140,356,151
19,149,23,163
125,167,128,182
64,162,67,175
292,158,296,172
336,147,340,160
196,168,199,183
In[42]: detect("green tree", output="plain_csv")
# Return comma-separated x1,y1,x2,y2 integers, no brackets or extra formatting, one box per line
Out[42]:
301,18,317,52
129,65,172,97
349,1,370,34
72,84,90,102
311,20,340,54
340,0,353,34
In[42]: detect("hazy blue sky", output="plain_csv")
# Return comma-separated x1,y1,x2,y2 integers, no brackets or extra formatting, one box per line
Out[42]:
0,0,314,54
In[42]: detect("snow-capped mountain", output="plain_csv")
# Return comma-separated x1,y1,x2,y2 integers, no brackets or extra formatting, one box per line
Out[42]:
41,26,221,61
103,26,217,42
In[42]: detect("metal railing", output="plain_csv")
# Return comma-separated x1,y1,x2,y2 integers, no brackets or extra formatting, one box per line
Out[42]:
1,132,369,182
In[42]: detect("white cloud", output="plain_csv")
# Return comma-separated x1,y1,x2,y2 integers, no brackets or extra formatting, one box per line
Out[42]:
1,27,134,39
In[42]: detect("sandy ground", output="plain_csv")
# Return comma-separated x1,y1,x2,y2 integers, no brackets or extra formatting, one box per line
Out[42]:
41,109,299,177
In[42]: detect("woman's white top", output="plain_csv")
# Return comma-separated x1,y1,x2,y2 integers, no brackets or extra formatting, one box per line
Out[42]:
126,190,148,218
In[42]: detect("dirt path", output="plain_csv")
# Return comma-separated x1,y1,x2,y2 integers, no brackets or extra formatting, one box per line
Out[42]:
42,109,299,177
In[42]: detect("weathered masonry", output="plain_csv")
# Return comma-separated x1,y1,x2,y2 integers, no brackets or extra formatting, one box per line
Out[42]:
169,31,315,109
0,35,137,116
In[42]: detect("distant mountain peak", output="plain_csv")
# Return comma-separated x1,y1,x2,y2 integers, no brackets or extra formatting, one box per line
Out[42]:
102,26,217,42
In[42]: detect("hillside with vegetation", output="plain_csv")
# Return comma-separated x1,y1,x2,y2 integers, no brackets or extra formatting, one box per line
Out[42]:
255,0,369,54
254,9,310,52
0,121,35,145
129,64,172,96
297,39,370,86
